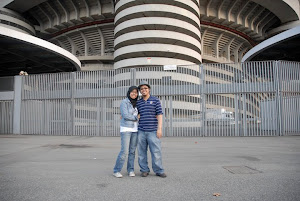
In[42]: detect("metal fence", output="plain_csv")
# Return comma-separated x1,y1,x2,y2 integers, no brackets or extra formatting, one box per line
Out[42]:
1,60,299,136
0,101,13,133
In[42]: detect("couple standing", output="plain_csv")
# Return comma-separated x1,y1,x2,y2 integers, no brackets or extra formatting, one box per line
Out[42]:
113,81,167,178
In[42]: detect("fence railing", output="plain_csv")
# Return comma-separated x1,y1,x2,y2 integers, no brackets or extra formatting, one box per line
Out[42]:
0,101,13,133
0,61,299,136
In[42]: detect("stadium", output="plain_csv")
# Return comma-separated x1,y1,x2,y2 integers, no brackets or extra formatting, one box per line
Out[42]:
0,0,299,136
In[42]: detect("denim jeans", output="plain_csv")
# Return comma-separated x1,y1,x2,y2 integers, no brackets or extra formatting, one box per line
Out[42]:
137,130,164,174
113,132,138,173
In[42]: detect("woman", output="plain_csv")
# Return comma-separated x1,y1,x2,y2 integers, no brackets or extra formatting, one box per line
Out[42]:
113,86,139,178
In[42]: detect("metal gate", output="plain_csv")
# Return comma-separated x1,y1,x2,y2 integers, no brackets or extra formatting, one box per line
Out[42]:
1,60,298,136
0,101,13,133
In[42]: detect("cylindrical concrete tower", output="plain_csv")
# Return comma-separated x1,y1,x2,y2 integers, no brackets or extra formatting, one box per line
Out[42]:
114,0,202,68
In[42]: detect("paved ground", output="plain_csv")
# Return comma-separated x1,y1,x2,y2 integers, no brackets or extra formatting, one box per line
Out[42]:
0,134,299,201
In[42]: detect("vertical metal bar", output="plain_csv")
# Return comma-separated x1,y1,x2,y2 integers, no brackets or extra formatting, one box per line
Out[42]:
256,93,260,136
131,68,136,86
169,95,173,137
234,94,239,136
230,94,233,136
216,94,219,136
32,100,36,134
201,64,206,137
1,102,4,133
83,99,86,136
275,61,283,136
13,76,22,134
243,93,247,136
249,94,253,136
33,75,36,100
23,100,26,134
70,72,75,136
102,98,107,137
58,73,61,99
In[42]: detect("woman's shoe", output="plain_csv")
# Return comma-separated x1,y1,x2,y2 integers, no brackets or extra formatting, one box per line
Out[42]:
113,172,123,178
128,172,135,177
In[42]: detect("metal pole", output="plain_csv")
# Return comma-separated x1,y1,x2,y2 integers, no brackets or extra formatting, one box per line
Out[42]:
130,68,136,86
234,94,239,136
169,76,173,137
169,95,173,137
161,96,166,136
13,76,22,134
70,72,75,136
102,99,107,136
242,93,247,136
200,64,206,137
96,99,101,136
275,61,283,136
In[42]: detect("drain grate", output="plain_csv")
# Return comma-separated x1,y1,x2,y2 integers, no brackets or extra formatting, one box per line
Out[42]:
58,144,91,148
43,144,92,148
223,166,262,174
96,183,108,188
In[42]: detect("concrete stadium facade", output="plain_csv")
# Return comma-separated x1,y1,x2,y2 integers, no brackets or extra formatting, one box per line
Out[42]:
2,0,299,71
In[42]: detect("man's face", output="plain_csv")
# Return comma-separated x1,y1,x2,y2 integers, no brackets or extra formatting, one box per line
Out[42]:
140,85,150,96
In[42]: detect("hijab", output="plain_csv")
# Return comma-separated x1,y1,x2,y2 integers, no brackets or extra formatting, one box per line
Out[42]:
127,86,138,108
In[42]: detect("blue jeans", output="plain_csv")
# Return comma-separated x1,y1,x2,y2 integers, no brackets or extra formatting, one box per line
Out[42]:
113,132,138,173
138,130,164,174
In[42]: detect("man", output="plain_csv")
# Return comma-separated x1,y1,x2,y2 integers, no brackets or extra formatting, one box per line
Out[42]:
137,80,167,178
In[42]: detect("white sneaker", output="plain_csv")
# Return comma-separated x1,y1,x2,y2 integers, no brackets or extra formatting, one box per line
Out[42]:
113,172,123,178
128,172,135,177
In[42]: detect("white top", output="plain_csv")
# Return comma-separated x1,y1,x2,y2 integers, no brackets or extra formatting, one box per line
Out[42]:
120,107,138,132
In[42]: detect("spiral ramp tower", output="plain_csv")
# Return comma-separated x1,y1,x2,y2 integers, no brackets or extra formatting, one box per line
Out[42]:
114,0,202,69
112,1,203,133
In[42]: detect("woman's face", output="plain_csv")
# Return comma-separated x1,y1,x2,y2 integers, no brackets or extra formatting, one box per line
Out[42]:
130,89,138,99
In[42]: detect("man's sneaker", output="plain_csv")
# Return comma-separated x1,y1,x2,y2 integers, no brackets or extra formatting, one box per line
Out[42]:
129,172,135,177
156,173,167,178
113,172,123,178
141,172,149,177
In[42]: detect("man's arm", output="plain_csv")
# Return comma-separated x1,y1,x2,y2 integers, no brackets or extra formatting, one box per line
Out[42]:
156,114,163,138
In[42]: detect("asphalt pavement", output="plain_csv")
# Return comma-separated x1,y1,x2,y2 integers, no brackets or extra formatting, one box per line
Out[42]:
0,134,299,201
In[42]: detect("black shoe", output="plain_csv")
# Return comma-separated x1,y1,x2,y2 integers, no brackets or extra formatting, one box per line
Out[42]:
141,172,149,177
156,173,167,178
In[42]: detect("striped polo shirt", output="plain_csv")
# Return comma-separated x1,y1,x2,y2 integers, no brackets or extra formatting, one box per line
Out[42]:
137,95,163,132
